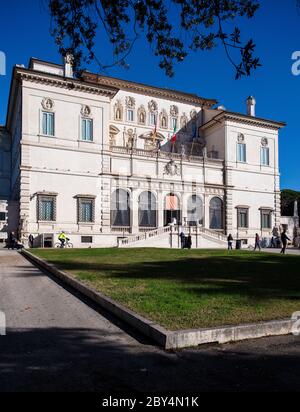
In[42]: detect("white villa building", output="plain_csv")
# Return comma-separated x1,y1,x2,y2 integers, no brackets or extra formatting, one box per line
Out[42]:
0,57,286,248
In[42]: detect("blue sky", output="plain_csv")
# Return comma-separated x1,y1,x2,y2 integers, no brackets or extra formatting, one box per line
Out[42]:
0,0,299,190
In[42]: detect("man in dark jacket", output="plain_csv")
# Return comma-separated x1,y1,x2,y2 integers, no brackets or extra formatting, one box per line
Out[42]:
280,230,290,254
227,234,233,250
179,232,185,249
187,235,192,250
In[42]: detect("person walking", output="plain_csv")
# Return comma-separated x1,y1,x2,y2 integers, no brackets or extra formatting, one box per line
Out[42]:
227,234,233,250
280,230,290,254
270,236,276,248
187,235,192,250
28,234,34,248
254,233,261,251
179,232,185,249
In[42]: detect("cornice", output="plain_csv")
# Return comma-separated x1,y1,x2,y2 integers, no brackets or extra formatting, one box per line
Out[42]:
82,72,217,107
201,111,286,132
74,194,97,199
17,70,118,98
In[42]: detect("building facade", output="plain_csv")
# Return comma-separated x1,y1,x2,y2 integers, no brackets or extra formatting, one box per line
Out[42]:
0,57,285,248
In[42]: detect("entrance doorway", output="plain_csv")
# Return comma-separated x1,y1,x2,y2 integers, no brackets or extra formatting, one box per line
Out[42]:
164,194,181,226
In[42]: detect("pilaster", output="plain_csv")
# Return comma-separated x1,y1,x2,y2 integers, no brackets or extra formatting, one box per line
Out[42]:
131,189,139,234
19,143,31,244
224,166,234,235
100,177,111,233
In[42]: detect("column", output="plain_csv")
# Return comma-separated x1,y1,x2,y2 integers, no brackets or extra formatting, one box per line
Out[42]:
157,191,164,228
131,189,139,234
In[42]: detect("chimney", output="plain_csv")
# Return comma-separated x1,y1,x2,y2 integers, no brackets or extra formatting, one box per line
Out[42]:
246,96,256,117
63,53,74,78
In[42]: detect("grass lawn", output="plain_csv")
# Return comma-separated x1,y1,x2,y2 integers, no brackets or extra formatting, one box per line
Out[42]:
30,248,300,331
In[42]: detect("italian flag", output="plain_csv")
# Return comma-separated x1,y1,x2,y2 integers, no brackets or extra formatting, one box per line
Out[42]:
152,115,158,142
171,124,177,144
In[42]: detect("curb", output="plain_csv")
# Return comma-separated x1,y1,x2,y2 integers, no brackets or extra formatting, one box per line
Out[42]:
22,249,295,350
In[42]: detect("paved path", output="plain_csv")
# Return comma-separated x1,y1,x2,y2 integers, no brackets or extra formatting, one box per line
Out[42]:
263,248,300,255
1,249,300,392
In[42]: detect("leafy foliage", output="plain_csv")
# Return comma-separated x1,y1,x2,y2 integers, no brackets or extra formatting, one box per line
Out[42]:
281,189,300,216
48,0,260,78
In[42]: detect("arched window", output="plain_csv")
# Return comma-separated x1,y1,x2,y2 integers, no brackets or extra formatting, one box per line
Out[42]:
187,195,203,226
111,189,130,227
139,192,157,228
209,197,224,230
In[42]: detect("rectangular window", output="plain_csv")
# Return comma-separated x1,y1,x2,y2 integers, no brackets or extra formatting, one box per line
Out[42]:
237,143,246,162
81,236,93,243
261,210,272,229
42,112,54,136
149,113,156,126
171,117,177,130
81,118,93,141
237,208,249,228
127,109,134,122
0,212,6,221
261,147,270,166
78,198,94,223
38,196,55,221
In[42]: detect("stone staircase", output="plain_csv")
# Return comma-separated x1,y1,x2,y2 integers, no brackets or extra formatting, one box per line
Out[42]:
118,226,228,249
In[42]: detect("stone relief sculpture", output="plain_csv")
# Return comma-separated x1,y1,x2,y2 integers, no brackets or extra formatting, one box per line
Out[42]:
237,132,245,143
144,139,156,151
109,125,120,146
65,52,74,65
124,128,136,149
42,98,54,111
164,160,180,176
81,105,91,117
148,100,158,113
125,96,136,109
170,105,179,117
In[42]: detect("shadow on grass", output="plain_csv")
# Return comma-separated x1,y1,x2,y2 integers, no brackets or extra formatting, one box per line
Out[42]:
35,251,300,301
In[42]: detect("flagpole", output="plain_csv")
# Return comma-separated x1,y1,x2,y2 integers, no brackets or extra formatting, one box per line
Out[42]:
170,121,177,158
151,114,159,154
152,114,157,142
190,123,197,158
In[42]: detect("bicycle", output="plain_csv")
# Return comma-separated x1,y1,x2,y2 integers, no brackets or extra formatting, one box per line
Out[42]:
54,239,73,249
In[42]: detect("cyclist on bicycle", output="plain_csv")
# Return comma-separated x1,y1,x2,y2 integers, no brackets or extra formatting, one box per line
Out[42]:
58,231,69,248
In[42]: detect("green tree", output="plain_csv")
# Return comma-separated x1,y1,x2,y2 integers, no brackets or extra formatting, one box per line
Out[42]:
48,0,261,78
281,189,300,216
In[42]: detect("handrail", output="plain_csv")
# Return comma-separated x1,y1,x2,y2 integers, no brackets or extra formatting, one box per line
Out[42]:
118,225,227,247
198,227,228,242
119,226,172,246
175,226,227,243
109,146,223,163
